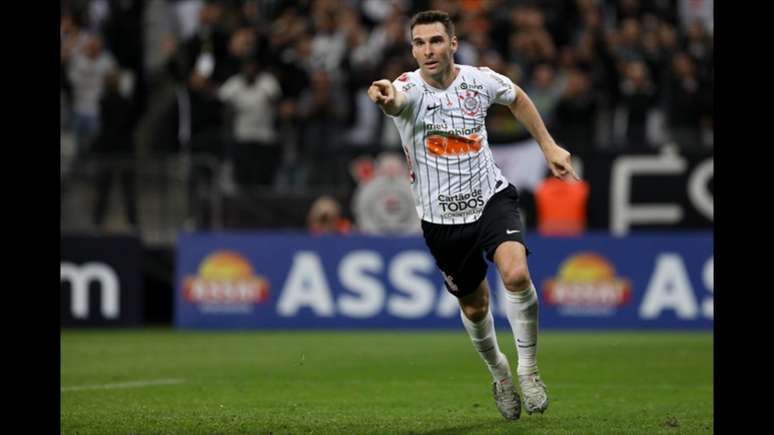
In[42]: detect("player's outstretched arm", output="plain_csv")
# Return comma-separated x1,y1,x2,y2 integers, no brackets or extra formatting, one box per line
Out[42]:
508,84,579,180
368,79,408,117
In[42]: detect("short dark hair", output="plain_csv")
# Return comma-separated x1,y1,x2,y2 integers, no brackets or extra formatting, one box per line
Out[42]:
409,10,455,38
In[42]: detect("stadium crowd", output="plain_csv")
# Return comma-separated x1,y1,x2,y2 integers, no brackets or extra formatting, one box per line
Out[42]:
61,0,713,186
60,0,712,233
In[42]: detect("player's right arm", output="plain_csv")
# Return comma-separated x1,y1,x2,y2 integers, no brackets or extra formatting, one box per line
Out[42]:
368,79,408,117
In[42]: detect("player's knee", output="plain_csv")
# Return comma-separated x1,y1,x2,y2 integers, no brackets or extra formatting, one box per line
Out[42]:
461,290,489,322
462,303,488,323
502,266,531,293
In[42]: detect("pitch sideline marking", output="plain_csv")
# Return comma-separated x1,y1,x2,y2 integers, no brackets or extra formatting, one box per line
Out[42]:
552,383,712,390
61,378,186,392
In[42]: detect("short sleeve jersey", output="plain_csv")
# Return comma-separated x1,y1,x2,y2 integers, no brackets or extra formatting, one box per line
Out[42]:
387,64,518,224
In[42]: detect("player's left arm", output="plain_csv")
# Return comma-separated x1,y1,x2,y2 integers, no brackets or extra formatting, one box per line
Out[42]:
507,84,579,180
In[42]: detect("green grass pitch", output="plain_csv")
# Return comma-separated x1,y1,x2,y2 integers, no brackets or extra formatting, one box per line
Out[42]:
61,329,712,434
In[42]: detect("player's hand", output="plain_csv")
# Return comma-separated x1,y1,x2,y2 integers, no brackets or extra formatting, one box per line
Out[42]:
368,79,396,107
545,144,580,180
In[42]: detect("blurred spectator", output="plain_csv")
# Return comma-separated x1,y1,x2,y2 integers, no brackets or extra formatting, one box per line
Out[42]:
161,20,229,228
166,1,230,85
185,68,226,225
455,10,491,65
351,152,421,235
480,0,508,52
363,9,409,70
618,60,657,150
683,19,713,82
66,33,117,155
613,18,643,63
534,175,590,236
276,31,313,90
340,5,373,73
525,63,563,129
168,0,205,41
218,58,283,190
341,83,382,148
297,69,350,187
508,6,556,77
361,0,408,25
664,52,703,150
100,0,145,114
61,12,89,114
93,69,138,230
375,55,413,149
657,20,680,58
222,26,258,80
481,50,528,144
640,28,664,88
679,0,713,34
87,0,111,32
307,195,352,235
616,0,644,22
273,32,313,190
268,3,309,55
310,5,347,74
554,68,597,154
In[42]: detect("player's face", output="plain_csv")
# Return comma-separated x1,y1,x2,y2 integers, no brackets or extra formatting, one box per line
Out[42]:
411,22,457,79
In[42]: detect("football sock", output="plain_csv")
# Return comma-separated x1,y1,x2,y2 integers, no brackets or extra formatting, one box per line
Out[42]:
504,283,539,376
460,308,511,382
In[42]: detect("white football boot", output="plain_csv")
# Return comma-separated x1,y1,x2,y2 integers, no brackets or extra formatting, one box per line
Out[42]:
492,376,522,420
518,371,549,414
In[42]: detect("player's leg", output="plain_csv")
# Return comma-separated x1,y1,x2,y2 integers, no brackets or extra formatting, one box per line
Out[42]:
478,184,548,414
457,278,510,383
492,241,548,414
421,219,520,420
492,241,538,375
457,277,521,420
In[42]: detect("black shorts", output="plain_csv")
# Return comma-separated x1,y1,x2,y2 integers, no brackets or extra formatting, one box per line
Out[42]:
421,184,530,298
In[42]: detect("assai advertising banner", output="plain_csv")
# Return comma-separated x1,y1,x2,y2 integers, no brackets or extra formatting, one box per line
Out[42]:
175,232,712,330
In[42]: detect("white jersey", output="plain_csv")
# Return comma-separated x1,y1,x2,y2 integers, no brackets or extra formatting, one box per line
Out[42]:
387,64,518,225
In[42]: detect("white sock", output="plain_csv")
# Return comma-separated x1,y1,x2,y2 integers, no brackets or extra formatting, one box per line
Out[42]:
460,308,511,382
504,283,539,376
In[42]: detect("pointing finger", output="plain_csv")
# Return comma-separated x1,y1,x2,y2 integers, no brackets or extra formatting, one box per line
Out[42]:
569,167,580,180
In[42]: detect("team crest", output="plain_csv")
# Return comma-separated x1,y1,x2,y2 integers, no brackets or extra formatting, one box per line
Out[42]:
459,90,480,116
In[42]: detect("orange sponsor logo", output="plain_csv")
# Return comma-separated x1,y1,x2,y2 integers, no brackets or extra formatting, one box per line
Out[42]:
426,134,482,156
183,251,270,304
543,252,631,308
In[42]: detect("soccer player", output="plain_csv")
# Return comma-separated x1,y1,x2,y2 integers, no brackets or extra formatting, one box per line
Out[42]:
367,10,579,420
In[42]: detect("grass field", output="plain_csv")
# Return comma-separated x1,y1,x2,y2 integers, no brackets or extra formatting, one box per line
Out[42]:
61,329,712,434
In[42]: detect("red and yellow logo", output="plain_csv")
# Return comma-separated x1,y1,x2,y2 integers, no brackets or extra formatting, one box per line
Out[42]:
543,252,631,308
183,251,270,304
426,134,482,156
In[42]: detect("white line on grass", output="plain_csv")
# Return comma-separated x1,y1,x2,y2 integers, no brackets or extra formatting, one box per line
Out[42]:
552,383,712,391
61,378,186,392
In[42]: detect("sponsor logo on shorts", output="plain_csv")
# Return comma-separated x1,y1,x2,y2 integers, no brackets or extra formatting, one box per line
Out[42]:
183,250,270,314
438,190,485,217
542,252,631,316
